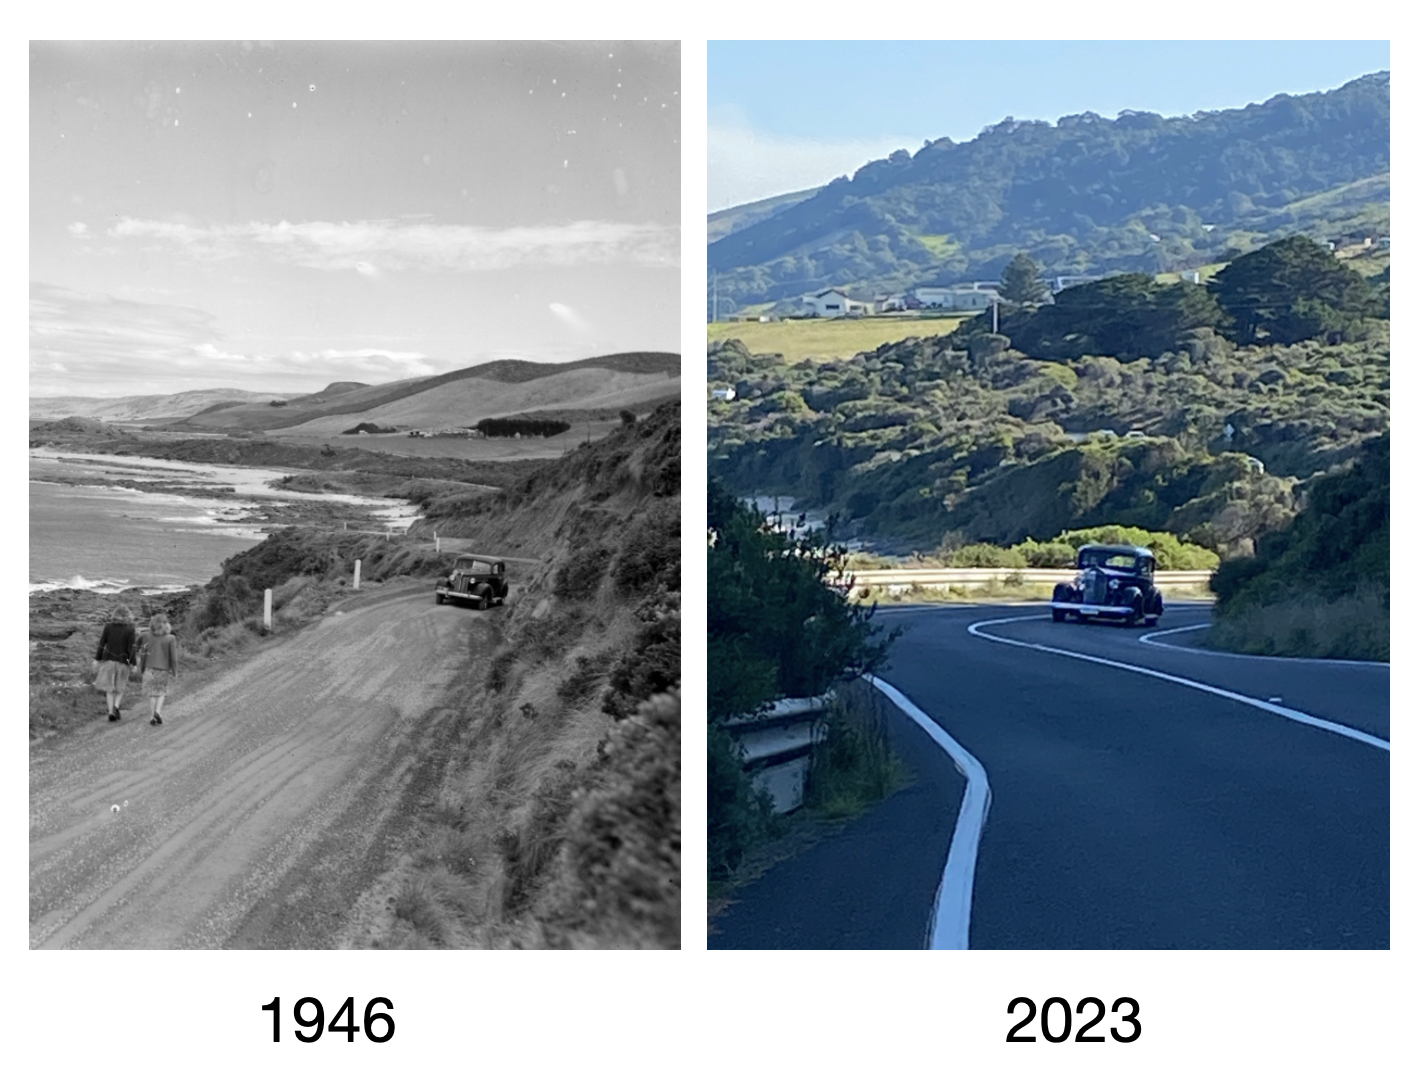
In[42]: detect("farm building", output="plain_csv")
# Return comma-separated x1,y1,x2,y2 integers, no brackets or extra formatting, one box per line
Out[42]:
912,286,997,311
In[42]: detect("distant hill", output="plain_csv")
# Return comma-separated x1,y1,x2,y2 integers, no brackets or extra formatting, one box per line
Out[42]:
707,187,818,244
141,352,680,435
28,388,300,422
708,72,1389,307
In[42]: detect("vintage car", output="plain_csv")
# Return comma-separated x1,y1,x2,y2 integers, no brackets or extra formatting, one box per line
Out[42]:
435,554,509,610
1050,543,1164,626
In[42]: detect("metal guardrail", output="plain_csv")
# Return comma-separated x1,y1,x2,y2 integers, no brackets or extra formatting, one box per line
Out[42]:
723,695,830,813
846,567,1213,592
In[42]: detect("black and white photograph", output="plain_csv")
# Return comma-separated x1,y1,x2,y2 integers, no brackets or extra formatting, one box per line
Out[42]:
29,40,681,951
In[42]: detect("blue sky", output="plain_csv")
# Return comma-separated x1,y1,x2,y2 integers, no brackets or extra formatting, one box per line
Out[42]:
709,41,1390,210
32,42,680,397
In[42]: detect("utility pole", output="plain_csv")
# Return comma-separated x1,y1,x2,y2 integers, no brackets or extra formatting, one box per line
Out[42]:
991,296,1000,334
711,270,718,323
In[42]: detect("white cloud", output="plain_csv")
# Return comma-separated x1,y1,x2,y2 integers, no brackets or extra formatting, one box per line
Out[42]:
106,217,680,272
67,222,89,238
708,121,913,211
29,282,441,396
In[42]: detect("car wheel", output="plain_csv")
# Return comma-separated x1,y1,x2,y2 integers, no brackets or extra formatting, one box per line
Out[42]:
474,585,490,611
1126,592,1144,626
435,591,445,605
1052,608,1066,622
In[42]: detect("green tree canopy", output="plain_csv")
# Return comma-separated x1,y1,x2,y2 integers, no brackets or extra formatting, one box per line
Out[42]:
707,482,892,722
1209,235,1383,345
999,252,1048,305
960,273,1228,361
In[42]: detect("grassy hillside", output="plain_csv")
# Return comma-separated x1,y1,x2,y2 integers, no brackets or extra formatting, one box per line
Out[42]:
708,187,819,243
384,401,680,947
30,388,301,422
167,352,680,433
1207,434,1387,660
277,368,678,437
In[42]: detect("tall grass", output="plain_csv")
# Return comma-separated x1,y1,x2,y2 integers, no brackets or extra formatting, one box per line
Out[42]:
804,681,909,819
1206,584,1387,661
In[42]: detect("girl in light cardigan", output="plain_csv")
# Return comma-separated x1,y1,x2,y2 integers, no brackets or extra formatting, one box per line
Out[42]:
140,613,181,726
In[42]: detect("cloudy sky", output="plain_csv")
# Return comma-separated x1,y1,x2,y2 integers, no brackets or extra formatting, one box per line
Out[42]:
31,41,680,397
709,40,1389,211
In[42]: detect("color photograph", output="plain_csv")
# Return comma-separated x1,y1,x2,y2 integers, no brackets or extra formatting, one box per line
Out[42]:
706,39,1389,951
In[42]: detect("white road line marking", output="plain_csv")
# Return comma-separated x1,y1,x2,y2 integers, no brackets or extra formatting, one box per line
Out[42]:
1140,622,1389,668
867,674,991,951
967,614,1389,752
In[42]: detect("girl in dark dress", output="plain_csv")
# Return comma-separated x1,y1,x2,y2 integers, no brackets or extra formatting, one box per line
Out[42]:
92,605,138,722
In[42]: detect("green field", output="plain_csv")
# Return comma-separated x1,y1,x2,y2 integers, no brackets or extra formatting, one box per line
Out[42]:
708,314,973,363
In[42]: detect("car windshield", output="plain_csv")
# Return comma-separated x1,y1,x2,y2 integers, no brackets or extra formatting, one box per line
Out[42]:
1081,551,1146,572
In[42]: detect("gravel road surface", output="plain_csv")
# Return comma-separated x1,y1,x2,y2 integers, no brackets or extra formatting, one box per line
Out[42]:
30,589,488,949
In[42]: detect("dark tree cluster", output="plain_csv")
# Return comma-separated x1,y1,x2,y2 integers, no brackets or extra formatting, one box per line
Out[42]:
472,416,573,438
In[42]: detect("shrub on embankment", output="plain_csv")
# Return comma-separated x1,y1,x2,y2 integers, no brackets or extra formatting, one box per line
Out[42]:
707,483,896,880
941,525,1220,570
1206,433,1388,660
176,528,450,649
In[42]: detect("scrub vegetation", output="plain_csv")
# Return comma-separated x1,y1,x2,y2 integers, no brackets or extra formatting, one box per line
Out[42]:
707,485,897,880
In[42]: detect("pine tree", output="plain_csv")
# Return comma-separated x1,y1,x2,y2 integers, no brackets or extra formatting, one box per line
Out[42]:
1209,235,1382,345
999,252,1049,305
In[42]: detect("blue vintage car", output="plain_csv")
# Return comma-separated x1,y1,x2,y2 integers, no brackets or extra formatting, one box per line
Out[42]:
1050,543,1164,626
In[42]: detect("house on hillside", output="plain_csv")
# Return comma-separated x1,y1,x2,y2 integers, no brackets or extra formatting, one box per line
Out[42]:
803,288,852,317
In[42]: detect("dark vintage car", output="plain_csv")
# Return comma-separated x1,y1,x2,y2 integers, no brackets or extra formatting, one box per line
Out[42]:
1050,543,1164,626
435,554,508,610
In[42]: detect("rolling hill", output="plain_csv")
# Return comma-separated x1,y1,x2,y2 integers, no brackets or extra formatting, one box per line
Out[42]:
708,72,1389,309
36,352,680,437
28,388,302,422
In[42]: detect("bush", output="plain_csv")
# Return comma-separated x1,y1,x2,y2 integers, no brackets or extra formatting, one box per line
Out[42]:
950,542,1029,568
553,546,607,601
612,498,680,593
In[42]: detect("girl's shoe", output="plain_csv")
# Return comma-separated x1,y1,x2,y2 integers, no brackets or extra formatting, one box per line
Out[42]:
108,711,121,722
150,714,163,726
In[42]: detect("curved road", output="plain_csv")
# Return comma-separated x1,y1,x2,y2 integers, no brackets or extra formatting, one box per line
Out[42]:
713,603,1389,949
30,588,489,949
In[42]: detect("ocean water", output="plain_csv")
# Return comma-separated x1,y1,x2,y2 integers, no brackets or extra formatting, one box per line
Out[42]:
29,451,417,593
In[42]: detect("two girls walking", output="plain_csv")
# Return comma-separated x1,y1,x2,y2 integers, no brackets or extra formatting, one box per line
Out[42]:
93,609,181,726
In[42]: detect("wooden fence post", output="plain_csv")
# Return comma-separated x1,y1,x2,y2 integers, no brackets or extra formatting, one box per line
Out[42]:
264,588,272,631
353,559,361,591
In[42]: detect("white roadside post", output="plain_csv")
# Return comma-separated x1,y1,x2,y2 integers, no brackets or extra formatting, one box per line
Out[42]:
353,559,361,591
263,588,272,632
434,529,440,553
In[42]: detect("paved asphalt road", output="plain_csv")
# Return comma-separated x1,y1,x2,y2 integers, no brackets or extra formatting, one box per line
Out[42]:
712,603,1389,949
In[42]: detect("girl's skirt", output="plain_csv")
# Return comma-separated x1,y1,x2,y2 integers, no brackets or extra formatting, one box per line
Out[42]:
141,669,174,698
93,660,130,694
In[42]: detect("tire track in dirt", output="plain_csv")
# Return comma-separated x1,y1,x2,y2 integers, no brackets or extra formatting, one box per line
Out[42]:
30,590,492,949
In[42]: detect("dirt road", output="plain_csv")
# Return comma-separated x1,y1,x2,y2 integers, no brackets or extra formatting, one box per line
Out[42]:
30,587,489,949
